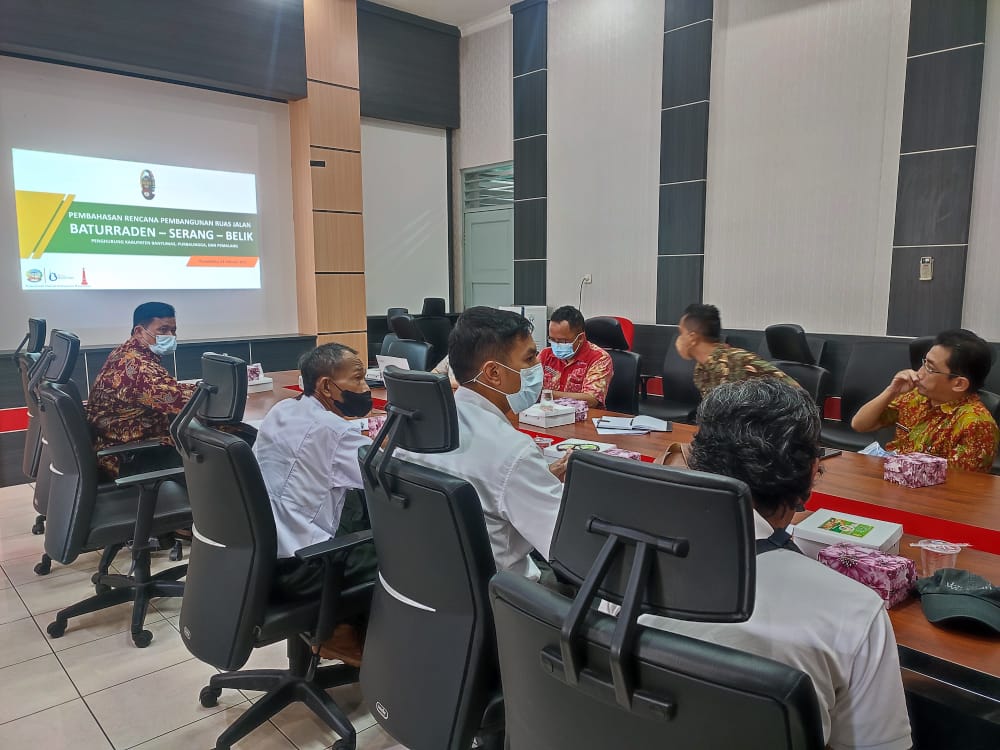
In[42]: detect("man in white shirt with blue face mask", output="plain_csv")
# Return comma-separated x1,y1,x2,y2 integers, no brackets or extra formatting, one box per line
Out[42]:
400,306,569,582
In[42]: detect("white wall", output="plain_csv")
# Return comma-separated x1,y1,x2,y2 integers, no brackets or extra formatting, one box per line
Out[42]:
703,0,910,336
0,56,298,348
361,118,450,315
965,1,1000,340
546,0,664,323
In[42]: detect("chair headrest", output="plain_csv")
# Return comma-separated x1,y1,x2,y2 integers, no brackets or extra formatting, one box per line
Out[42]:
28,318,46,353
42,330,80,384
198,353,247,424
390,314,425,341
381,367,459,453
551,451,755,622
386,307,408,326
764,324,814,365
584,317,629,350
421,297,447,317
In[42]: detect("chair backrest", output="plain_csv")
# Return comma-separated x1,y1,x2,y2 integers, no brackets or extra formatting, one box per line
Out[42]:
36,331,94,564
773,362,831,406
908,336,934,372
489,450,823,749
389,313,425,342
387,307,409,325
387,339,434,371
360,367,500,750
612,316,635,349
415,316,453,367
661,335,701,406
978,390,1000,423
605,350,641,414
421,297,447,317
765,324,815,365
380,332,400,356
840,341,910,422
585,317,629,351
172,354,276,671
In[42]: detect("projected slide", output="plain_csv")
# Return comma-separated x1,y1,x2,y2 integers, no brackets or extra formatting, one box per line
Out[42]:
13,149,261,290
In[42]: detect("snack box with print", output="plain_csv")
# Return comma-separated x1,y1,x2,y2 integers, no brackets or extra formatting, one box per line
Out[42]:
792,509,903,560
519,403,576,428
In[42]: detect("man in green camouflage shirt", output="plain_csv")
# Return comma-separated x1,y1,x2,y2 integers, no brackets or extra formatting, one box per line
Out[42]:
676,304,797,397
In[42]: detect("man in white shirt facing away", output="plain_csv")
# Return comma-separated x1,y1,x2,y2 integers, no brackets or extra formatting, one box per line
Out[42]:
253,342,377,665
638,379,912,750
401,306,569,582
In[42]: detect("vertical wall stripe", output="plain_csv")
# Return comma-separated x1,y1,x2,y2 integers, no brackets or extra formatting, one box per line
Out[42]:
656,0,713,324
887,0,986,336
511,0,548,306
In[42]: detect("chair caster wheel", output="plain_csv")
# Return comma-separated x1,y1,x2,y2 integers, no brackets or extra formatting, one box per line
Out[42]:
47,620,67,638
91,572,101,584
132,629,153,648
34,556,52,576
31,521,44,535
94,583,111,595
200,686,222,708
169,541,183,562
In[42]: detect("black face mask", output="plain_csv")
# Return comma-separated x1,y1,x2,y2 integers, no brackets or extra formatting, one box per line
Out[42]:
332,385,373,417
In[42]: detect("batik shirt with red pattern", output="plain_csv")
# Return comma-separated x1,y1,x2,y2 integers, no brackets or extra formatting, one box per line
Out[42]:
879,390,999,473
540,341,613,407
86,337,196,478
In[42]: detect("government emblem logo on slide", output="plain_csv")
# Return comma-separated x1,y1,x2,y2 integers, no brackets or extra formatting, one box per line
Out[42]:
140,169,156,200
25,269,43,283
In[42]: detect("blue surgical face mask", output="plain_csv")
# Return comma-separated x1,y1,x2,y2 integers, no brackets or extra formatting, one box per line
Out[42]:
146,329,177,356
468,361,544,413
550,333,582,361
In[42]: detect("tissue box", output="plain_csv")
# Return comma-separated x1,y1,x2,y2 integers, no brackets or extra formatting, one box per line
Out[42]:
883,452,947,488
604,447,643,461
554,398,589,422
793,509,903,559
247,363,264,382
519,403,576,428
817,543,917,608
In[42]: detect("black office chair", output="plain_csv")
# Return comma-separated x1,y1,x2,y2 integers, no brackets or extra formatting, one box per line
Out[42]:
415,315,453,368
773,361,832,407
389,313,426,342
173,353,373,750
490,451,824,749
764,324,824,365
38,330,190,647
14,318,47,534
639,334,701,423
379,309,408,356
420,297,447,317
358,367,504,750
387,339,434,371
820,341,908,451
908,336,934,371
585,317,641,414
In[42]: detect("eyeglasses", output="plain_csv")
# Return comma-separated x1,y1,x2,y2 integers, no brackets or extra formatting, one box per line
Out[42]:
921,357,959,379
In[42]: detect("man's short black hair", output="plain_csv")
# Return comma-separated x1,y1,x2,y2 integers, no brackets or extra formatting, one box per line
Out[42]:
133,302,176,331
448,306,534,384
934,329,994,393
690,379,821,520
550,305,585,333
680,303,721,342
298,343,357,396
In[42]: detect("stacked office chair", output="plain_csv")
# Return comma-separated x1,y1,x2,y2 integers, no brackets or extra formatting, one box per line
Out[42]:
37,330,190,647
359,367,504,750
763,323,825,365
13,318,47,535
416,299,453,367
820,341,910,451
420,297,447,317
774,361,832,407
173,354,373,750
387,315,434,370
585,316,641,414
639,334,702,423
490,451,824,749
379,308,409,356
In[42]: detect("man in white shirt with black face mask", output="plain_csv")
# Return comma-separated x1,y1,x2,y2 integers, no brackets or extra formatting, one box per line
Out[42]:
253,343,377,665
400,306,569,582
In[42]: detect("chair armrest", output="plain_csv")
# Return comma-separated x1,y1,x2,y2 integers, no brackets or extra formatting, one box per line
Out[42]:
639,374,659,400
114,466,185,488
97,439,167,457
294,530,373,562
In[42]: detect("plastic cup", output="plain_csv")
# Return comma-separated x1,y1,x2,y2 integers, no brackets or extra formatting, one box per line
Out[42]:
918,540,962,577
534,437,554,452
540,389,555,412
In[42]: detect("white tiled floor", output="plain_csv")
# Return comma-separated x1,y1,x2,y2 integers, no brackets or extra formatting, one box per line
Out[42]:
0,483,405,750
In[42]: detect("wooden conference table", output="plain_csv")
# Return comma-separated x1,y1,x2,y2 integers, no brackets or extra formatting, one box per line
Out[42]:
248,372,999,713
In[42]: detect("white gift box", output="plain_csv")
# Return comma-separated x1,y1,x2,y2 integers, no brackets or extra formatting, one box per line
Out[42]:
793,509,903,560
518,403,576,428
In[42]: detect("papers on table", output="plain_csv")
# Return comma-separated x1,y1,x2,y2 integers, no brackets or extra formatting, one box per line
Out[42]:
593,415,671,435
367,355,411,384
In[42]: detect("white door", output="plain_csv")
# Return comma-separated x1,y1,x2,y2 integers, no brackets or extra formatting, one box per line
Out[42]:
464,208,514,307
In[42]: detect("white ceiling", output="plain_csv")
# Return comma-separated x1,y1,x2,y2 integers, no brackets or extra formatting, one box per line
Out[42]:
374,0,512,29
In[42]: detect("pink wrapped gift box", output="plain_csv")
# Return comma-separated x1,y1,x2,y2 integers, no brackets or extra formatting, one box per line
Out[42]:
554,398,588,422
817,543,917,608
604,447,643,462
367,415,387,434
883,452,947,488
